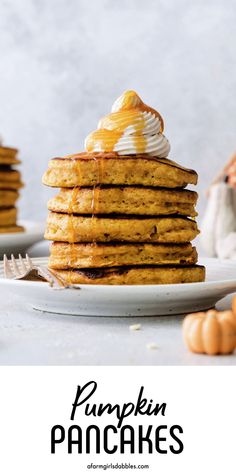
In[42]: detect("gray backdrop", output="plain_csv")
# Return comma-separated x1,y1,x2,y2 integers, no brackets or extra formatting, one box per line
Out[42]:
0,0,236,222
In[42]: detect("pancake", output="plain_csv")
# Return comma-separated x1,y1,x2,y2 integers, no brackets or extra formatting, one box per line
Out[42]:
0,224,24,234
49,242,198,269
48,186,198,217
51,264,206,285
0,181,23,190
0,146,20,165
42,153,198,189
45,213,199,243
0,168,23,190
0,207,17,227
0,190,19,207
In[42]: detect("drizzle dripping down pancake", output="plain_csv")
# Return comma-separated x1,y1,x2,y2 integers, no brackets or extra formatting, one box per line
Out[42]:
48,186,198,217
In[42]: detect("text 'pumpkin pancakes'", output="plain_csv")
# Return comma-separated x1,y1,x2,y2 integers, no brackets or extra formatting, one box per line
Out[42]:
0,142,24,233
43,90,205,284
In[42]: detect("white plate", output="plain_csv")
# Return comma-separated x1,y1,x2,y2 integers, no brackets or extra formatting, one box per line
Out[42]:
0,220,44,256
0,257,236,317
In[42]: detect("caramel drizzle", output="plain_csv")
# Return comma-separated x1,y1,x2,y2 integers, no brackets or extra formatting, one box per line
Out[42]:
67,156,84,283
66,155,104,269
90,156,105,265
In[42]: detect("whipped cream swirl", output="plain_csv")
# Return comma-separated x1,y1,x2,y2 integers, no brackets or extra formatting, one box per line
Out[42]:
85,90,170,158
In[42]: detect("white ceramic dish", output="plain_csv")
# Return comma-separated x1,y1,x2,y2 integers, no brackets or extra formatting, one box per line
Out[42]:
0,257,236,317
0,220,44,256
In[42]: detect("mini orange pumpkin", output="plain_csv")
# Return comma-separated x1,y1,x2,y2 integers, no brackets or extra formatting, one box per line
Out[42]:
183,309,236,355
231,296,236,319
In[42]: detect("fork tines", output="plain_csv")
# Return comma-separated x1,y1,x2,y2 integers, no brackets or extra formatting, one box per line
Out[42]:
3,254,31,279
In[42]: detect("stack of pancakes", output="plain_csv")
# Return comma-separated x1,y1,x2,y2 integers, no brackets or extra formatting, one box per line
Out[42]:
43,90,205,284
43,152,205,284
0,145,24,233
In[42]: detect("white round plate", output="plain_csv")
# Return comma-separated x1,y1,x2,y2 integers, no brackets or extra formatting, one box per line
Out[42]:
1,257,236,317
0,220,44,256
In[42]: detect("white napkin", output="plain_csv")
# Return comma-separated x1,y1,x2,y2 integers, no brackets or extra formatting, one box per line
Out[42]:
201,182,236,258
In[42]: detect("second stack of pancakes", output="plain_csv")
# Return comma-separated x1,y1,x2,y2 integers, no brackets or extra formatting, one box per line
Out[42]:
43,90,205,284
0,143,24,233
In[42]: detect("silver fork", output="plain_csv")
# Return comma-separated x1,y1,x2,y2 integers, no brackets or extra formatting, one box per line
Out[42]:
3,254,69,288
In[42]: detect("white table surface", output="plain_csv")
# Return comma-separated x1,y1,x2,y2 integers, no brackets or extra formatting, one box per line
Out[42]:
1,286,236,366
0,241,236,366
